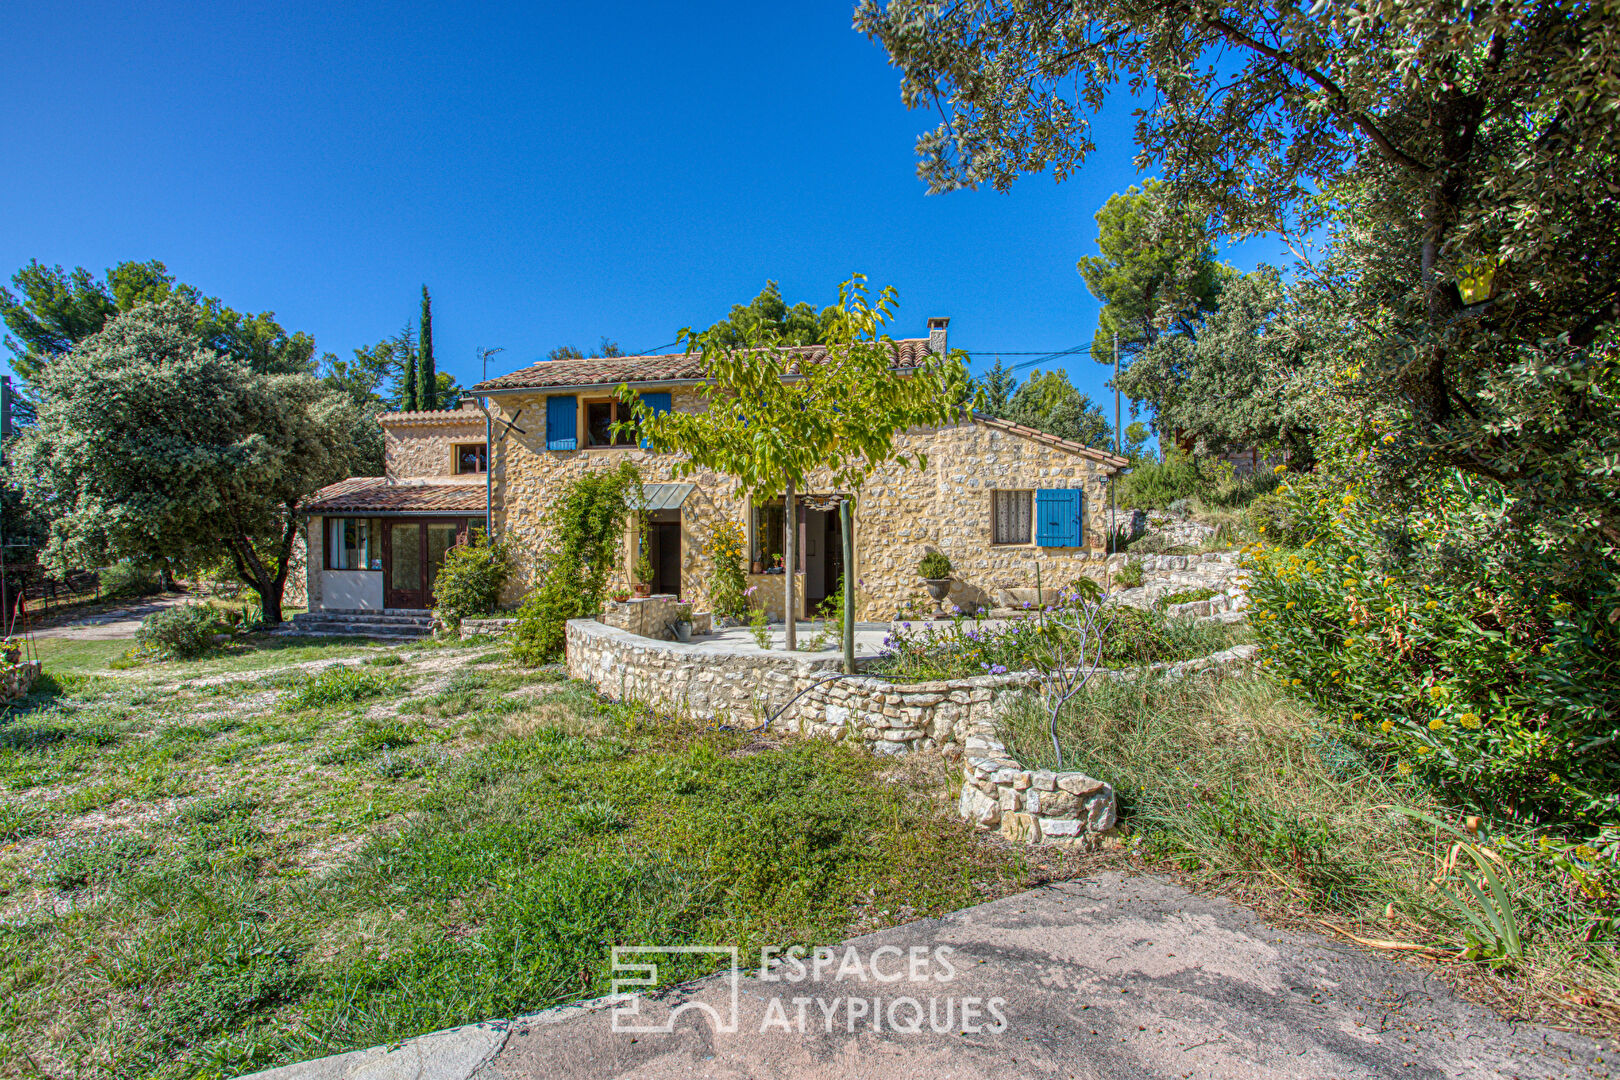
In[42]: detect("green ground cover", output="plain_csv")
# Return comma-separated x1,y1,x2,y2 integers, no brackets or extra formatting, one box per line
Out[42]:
999,672,1620,1031
0,638,1023,1079
869,607,1245,681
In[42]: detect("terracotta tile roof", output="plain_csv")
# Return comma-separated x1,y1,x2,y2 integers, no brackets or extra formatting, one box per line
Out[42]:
973,413,1129,469
302,478,488,514
472,338,938,393
379,408,486,426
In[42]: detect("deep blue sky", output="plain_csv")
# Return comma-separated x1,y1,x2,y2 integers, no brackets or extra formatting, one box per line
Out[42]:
4,0,1285,418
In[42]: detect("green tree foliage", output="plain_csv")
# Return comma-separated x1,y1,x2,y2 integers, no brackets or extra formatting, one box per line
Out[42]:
621,276,975,498
512,462,642,664
417,286,437,412
858,0,1620,540
8,300,371,625
547,338,625,362
1076,181,1223,365
0,259,316,382
974,357,1017,416
1122,421,1152,465
1119,267,1318,462
397,322,417,411
1005,369,1112,448
704,281,835,348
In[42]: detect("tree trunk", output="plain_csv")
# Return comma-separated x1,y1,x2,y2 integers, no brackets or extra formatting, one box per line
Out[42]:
841,497,856,675
158,559,177,592
226,508,300,628
784,477,796,651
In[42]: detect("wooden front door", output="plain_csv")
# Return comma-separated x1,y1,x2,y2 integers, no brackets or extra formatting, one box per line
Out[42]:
648,521,681,597
383,519,467,609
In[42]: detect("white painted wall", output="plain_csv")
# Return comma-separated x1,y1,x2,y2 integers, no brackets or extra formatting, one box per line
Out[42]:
319,571,384,611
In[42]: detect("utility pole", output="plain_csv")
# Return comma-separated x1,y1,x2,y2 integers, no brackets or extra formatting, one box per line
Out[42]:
1111,332,1120,551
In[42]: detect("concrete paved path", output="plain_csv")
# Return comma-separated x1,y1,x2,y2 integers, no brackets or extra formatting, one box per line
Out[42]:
239,872,1612,1080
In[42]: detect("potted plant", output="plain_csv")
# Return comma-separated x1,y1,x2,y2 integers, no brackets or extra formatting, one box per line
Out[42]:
671,601,694,642
609,587,631,603
917,550,954,618
633,552,655,597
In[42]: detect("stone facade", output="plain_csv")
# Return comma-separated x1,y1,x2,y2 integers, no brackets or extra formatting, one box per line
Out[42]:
382,408,489,481
492,389,746,615
488,385,1124,621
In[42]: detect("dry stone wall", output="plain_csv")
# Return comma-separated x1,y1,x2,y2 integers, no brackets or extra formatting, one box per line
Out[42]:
565,616,1255,846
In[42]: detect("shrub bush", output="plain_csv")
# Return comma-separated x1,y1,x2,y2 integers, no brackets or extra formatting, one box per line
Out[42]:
431,529,514,630
100,561,161,600
133,604,221,659
1114,560,1143,589
1118,450,1215,509
1247,465,1620,826
870,604,1237,680
917,551,952,579
706,521,748,619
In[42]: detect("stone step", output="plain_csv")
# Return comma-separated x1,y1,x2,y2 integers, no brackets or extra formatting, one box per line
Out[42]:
273,627,427,641
278,611,435,640
301,611,433,624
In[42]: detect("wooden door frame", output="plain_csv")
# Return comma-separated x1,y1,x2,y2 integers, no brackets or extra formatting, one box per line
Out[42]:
382,517,471,609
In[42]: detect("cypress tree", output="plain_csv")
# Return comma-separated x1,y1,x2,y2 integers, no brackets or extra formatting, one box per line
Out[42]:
418,286,437,411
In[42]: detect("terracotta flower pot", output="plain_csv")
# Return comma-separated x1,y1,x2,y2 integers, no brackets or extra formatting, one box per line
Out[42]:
633,583,651,598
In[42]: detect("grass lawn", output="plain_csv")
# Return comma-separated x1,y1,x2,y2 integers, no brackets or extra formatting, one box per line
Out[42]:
0,637,1026,1079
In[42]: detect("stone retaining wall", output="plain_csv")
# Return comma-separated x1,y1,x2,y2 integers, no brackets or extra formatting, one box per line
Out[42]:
460,617,517,637
565,616,1255,846
1,660,42,702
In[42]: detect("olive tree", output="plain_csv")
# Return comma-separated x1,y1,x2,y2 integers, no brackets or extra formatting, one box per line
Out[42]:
9,299,370,624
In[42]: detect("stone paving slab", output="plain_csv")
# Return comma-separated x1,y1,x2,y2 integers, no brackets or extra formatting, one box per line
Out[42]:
235,872,1614,1080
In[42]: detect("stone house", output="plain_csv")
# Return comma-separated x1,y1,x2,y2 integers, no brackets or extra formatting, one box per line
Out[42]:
298,319,1127,621
301,405,491,612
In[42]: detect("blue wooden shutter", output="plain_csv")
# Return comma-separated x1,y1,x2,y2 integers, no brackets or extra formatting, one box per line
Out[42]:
638,391,671,449
1035,489,1081,547
546,395,577,450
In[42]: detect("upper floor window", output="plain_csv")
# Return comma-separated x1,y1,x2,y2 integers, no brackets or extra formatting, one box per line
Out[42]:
454,443,488,474
585,399,635,447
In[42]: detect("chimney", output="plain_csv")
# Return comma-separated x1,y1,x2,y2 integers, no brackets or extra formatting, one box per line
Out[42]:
926,316,950,355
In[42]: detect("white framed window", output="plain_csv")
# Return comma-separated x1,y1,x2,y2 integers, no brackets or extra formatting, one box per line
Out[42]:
992,491,1033,545
327,517,382,570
